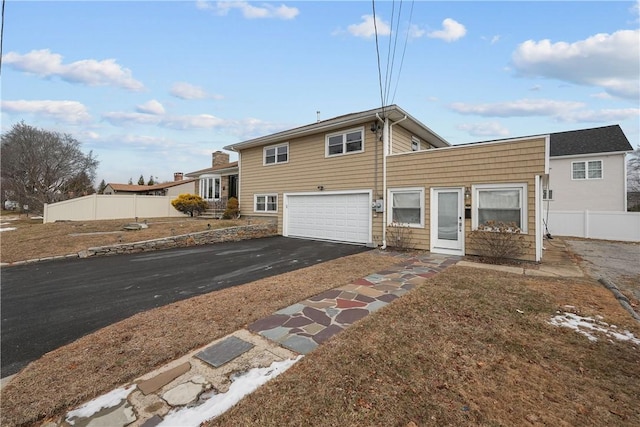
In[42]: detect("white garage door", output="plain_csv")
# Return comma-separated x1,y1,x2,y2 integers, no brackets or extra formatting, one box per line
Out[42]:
285,192,371,244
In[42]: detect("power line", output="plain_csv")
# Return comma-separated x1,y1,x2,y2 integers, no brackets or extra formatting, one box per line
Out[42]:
391,0,415,104
385,0,404,106
372,0,385,115
0,0,5,76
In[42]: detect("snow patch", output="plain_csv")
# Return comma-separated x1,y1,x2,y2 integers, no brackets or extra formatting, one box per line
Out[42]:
158,356,302,427
65,384,136,424
549,312,640,345
0,227,17,232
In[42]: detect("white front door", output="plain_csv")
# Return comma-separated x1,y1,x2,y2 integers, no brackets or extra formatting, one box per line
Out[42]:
430,188,464,255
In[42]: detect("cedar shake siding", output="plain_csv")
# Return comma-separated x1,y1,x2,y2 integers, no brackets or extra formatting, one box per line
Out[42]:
387,136,547,261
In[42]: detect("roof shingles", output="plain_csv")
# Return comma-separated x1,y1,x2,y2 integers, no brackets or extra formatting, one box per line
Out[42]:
550,125,632,157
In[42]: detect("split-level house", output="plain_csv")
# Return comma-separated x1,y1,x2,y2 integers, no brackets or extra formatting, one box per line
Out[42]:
186,151,239,214
225,105,549,262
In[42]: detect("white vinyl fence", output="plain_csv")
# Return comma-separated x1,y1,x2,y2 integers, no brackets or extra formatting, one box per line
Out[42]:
43,194,186,223
546,210,640,242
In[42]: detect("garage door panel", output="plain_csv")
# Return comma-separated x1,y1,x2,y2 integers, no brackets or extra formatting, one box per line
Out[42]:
286,193,370,244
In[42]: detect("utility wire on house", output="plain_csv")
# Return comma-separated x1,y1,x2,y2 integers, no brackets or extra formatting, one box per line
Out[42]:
0,0,5,76
372,0,385,117
371,0,415,113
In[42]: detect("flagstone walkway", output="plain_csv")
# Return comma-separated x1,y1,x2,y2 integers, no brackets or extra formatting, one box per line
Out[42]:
249,253,461,354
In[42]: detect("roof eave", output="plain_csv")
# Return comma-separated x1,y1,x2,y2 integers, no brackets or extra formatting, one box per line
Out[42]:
224,105,450,151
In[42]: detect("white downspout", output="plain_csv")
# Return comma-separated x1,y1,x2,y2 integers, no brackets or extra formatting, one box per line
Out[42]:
378,114,407,249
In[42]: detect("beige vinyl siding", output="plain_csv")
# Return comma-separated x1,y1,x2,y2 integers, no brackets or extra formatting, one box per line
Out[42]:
238,123,384,241
390,125,413,154
387,137,547,260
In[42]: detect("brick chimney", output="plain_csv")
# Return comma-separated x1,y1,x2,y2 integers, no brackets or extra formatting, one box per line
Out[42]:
173,172,184,181
212,151,230,167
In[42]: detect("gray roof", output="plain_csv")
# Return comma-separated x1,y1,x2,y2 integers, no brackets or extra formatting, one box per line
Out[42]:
550,125,632,157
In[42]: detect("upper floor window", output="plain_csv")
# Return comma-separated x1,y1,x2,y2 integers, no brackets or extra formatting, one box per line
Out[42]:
326,128,364,157
572,160,602,180
411,137,421,152
264,143,288,165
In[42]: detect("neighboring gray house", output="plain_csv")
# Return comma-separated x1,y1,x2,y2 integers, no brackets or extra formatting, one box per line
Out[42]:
546,125,633,212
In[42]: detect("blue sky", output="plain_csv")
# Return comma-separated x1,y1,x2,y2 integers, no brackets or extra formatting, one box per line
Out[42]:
2,1,639,185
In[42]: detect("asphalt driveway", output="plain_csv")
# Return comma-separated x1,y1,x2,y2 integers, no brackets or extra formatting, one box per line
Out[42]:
565,238,640,301
1,236,369,378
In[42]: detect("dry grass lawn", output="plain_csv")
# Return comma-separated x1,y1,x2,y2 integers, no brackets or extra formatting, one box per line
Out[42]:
0,213,244,264
2,212,639,426
208,267,640,427
0,248,399,427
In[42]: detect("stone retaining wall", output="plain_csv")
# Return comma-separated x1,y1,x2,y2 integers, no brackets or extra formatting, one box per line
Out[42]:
78,223,278,258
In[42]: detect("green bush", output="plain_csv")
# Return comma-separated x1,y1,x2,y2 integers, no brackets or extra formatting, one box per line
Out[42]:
171,194,208,217
222,197,240,219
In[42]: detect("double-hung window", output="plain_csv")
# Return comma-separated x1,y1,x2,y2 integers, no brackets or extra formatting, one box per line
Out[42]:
255,194,277,213
388,188,424,227
473,184,527,232
326,128,364,156
572,160,602,180
264,143,288,165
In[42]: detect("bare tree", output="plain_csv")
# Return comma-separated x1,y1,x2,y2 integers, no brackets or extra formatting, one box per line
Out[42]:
1,121,99,213
628,146,640,211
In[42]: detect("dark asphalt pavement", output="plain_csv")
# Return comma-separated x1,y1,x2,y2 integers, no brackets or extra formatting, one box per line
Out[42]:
1,236,369,378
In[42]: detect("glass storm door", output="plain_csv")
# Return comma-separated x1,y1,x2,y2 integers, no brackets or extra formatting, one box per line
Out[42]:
431,188,464,254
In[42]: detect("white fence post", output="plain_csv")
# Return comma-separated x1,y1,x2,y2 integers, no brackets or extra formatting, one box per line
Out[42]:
584,210,589,239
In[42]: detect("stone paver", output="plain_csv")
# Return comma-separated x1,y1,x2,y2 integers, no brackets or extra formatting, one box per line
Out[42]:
195,336,254,368
55,251,461,427
248,253,460,354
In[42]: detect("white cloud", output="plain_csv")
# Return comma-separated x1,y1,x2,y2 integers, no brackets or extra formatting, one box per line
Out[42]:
556,108,640,123
449,98,639,124
197,1,299,20
529,85,542,91
136,99,165,115
160,114,228,130
512,29,640,100
102,112,162,126
481,35,501,45
428,18,466,42
170,82,223,100
450,98,584,117
1,99,91,124
347,15,391,39
590,92,613,99
457,122,510,137
3,49,144,91
408,24,426,40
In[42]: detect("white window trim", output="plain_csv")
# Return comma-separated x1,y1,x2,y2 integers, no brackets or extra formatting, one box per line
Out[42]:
199,174,221,200
254,193,278,213
263,143,289,166
472,183,528,233
571,159,603,180
411,137,421,152
325,127,365,157
387,187,425,228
